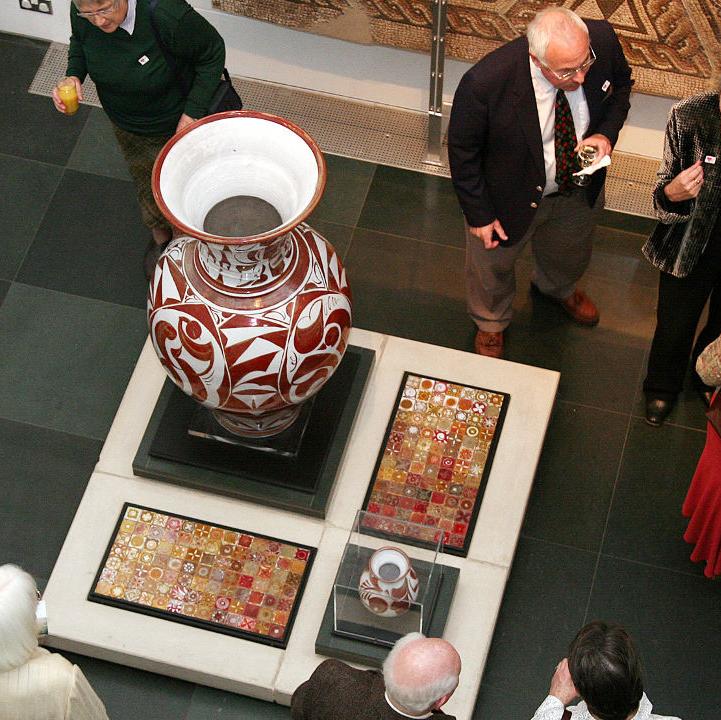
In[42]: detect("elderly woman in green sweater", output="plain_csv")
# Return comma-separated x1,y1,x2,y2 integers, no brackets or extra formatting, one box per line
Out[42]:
51,0,225,277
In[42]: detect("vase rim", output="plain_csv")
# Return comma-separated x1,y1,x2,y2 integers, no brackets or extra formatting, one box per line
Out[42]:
151,110,327,246
370,546,412,580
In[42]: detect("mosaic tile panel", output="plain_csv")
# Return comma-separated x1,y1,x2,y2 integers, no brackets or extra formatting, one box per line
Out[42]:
88,503,315,648
362,373,509,556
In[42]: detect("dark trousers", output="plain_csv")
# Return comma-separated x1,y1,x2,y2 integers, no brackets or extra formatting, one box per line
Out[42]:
644,218,721,400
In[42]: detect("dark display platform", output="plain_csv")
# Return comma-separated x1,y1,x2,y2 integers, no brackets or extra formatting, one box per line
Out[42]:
133,345,375,517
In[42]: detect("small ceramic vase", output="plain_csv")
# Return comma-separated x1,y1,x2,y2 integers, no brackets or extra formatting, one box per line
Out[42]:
358,546,419,618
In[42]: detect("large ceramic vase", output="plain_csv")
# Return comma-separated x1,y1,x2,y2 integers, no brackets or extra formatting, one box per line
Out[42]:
148,111,352,437
358,547,419,618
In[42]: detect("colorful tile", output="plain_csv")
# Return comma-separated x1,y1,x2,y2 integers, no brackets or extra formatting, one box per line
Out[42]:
88,503,315,648
361,373,509,556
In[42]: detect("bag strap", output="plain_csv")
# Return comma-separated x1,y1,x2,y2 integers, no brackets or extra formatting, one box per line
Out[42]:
147,0,191,97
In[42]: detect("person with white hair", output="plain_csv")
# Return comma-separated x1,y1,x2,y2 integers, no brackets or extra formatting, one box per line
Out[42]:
0,564,109,720
290,632,461,719
448,7,632,358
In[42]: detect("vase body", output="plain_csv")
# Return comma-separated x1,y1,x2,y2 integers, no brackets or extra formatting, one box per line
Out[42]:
358,546,419,618
148,111,352,437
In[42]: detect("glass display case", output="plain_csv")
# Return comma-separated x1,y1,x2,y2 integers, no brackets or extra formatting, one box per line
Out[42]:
332,510,444,647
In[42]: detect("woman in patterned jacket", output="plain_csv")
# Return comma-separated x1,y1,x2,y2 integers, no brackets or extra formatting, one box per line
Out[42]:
642,79,721,426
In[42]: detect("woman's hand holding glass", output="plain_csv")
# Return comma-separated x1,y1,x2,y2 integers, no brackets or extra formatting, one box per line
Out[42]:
52,76,83,115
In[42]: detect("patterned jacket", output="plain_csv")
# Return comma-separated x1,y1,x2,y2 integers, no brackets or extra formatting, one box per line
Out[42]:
696,333,721,387
642,93,721,277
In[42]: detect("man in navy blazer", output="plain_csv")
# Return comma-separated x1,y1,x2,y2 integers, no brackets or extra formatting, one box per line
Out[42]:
449,7,632,357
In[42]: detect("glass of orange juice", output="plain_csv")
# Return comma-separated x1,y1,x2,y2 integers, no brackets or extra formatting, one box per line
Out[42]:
57,77,79,115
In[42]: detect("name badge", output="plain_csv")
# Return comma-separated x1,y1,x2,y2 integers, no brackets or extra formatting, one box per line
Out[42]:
138,55,150,65
601,80,610,92
704,155,716,164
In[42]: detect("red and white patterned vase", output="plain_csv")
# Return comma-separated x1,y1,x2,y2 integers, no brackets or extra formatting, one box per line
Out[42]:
358,546,419,618
148,111,352,437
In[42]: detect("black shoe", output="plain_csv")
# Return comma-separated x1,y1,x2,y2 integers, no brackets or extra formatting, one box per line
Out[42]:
645,397,674,427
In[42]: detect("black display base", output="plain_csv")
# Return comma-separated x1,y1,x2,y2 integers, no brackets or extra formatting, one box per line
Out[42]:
315,564,459,667
133,345,375,517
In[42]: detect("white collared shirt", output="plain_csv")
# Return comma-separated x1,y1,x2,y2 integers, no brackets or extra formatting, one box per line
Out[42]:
530,693,682,720
384,691,433,719
119,0,137,34
529,56,590,195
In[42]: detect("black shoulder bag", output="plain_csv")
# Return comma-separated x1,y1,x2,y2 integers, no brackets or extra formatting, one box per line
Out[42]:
147,0,243,116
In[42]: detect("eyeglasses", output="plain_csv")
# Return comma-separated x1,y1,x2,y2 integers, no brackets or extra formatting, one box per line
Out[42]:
542,46,596,81
76,0,119,19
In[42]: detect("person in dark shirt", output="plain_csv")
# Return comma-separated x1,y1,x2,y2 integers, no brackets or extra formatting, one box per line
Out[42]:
51,0,225,277
291,633,461,720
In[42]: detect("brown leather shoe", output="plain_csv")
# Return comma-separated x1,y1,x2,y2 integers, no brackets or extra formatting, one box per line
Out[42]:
532,284,599,326
474,330,504,358
559,289,600,325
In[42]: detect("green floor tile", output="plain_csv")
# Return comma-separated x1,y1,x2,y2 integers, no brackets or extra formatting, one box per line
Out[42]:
0,154,63,281
0,283,147,440
67,108,132,181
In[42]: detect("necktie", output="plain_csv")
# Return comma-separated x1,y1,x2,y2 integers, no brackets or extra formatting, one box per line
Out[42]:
554,89,579,191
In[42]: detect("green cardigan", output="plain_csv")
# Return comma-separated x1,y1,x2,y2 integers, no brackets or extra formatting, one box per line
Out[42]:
67,0,225,135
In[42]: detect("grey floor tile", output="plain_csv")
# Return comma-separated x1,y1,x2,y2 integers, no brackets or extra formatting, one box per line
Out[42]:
304,217,354,261
0,154,63,281
0,284,147,441
588,226,658,290
343,227,472,349
0,419,101,581
474,537,596,711
578,273,657,350
311,154,376,227
60,651,195,720
357,165,466,248
17,169,149,309
0,34,90,165
0,280,8,307
522,402,628,552
473,682,547,720
188,686,291,719
603,418,706,574
587,556,721,720
505,320,646,413
67,108,132,181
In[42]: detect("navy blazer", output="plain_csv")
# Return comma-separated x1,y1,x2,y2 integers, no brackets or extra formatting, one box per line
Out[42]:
448,20,633,244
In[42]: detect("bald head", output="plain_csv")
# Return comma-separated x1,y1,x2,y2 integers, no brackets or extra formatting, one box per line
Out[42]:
383,634,461,715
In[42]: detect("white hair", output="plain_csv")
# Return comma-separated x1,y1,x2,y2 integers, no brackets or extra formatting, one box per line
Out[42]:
382,633,459,714
527,8,588,63
72,0,108,8
0,565,39,672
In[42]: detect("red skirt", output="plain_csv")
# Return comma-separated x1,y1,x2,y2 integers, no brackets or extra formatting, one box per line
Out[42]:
682,421,721,578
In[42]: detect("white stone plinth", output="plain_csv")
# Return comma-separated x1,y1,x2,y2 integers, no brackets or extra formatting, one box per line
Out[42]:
44,328,559,715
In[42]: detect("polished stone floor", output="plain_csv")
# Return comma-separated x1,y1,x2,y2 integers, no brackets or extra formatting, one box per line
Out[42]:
1,31,719,720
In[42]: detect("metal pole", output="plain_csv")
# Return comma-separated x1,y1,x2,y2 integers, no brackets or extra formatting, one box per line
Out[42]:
423,0,448,166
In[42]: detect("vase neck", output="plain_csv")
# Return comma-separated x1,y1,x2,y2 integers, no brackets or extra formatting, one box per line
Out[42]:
194,233,296,293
